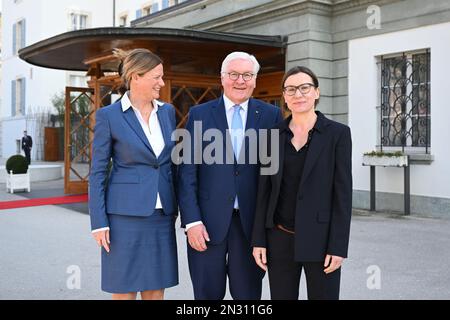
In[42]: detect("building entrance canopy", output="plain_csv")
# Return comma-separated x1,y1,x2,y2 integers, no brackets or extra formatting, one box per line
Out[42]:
19,27,286,74
18,27,286,194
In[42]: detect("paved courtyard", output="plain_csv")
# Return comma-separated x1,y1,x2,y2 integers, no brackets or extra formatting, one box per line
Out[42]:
0,178,449,300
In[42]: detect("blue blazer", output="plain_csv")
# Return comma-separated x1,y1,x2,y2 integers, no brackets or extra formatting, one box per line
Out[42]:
177,97,283,244
89,100,177,231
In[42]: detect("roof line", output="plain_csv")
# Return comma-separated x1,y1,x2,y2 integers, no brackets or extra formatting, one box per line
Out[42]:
18,27,287,72
19,27,286,59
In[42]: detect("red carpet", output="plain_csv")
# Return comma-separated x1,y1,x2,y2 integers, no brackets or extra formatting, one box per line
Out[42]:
0,194,88,210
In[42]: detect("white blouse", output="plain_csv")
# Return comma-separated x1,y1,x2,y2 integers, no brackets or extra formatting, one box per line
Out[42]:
121,91,165,209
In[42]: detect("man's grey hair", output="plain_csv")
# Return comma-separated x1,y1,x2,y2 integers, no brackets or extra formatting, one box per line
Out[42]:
220,52,260,75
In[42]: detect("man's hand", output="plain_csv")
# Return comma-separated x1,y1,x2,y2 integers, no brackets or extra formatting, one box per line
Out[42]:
93,229,110,253
187,224,210,252
252,247,267,271
324,254,344,274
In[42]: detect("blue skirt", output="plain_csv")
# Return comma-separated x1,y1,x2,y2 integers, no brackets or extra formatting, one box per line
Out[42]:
101,210,178,293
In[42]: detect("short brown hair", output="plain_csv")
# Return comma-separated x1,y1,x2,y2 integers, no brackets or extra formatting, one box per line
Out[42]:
282,66,320,106
113,48,163,89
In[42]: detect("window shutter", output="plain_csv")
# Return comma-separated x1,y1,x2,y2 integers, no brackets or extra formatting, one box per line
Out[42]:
70,13,76,30
11,80,16,117
21,19,26,50
20,78,26,115
152,2,159,12
136,9,142,18
162,0,169,9
12,23,17,54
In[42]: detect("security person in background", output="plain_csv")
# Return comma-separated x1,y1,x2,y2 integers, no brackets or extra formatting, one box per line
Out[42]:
21,130,33,165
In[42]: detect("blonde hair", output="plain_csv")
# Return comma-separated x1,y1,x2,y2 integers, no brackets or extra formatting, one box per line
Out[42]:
113,48,163,89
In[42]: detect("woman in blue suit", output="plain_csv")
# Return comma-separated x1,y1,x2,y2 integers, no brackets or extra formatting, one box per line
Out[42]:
89,48,178,300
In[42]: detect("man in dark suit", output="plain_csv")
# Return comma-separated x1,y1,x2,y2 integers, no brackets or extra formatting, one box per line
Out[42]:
178,52,283,300
21,130,32,164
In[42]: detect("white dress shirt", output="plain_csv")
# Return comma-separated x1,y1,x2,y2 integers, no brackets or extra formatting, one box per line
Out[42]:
92,92,165,234
185,95,249,231
223,94,248,133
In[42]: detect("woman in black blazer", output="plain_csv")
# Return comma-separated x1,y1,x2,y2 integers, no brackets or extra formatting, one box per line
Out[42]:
251,66,352,300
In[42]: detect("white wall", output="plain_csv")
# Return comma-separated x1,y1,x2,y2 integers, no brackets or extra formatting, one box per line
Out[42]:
2,117,26,157
1,0,113,158
115,0,181,27
349,22,450,199
115,0,146,26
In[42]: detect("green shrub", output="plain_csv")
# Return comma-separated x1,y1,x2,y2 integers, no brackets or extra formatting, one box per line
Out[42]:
6,155,29,174
363,151,404,157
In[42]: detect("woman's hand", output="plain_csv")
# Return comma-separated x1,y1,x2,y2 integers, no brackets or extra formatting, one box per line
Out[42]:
93,230,110,253
252,247,267,271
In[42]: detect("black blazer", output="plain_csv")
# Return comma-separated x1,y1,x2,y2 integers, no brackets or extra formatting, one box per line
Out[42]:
251,111,352,261
22,135,32,150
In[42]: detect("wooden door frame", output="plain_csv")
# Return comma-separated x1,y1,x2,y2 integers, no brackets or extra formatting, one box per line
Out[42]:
64,86,95,194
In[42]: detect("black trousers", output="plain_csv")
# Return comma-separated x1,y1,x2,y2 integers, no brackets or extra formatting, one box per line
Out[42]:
23,148,31,165
266,227,341,300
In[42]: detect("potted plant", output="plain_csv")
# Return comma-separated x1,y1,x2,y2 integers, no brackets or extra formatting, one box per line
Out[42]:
5,154,31,193
362,151,408,167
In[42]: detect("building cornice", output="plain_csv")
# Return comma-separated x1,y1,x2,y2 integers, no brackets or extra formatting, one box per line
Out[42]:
332,0,403,15
133,0,223,27
189,0,333,31
132,0,404,32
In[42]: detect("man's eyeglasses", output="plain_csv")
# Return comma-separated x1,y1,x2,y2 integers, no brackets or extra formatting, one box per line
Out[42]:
283,83,316,96
223,72,255,81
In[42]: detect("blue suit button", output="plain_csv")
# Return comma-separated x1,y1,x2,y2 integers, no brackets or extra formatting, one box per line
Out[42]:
153,165,159,169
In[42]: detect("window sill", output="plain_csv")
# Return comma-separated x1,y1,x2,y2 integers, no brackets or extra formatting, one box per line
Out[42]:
408,154,434,165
